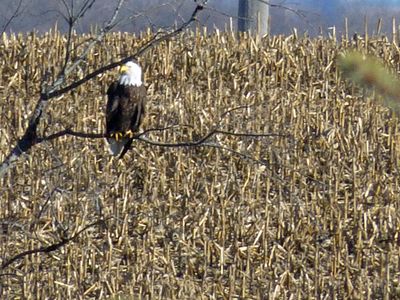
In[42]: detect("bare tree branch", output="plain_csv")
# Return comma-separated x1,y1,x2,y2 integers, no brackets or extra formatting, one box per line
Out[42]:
201,0,309,24
59,0,77,76
34,125,289,185
76,0,96,21
36,124,193,142
32,103,290,183
50,0,126,95
0,219,107,270
36,126,284,145
0,0,24,35
40,129,105,141
256,0,309,20
34,122,289,187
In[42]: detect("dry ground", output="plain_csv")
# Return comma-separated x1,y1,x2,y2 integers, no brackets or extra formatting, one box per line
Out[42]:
0,29,400,299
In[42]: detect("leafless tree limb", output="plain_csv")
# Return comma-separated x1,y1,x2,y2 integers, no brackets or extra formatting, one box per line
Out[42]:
32,103,290,183
202,0,309,24
38,129,105,141
59,0,82,76
0,218,107,270
34,126,288,185
51,0,126,95
36,124,192,142
36,126,285,145
0,0,24,35
256,0,309,20
34,121,289,186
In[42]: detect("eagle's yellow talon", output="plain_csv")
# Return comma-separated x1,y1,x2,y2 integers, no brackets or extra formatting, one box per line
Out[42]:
111,132,123,141
124,130,134,138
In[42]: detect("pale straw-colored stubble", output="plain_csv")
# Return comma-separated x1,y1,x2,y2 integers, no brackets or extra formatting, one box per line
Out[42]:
0,27,399,299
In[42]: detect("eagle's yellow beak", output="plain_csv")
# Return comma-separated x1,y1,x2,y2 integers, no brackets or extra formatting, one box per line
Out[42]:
119,65,129,74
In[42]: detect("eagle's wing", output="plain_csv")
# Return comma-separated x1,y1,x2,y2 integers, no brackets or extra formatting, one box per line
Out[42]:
118,85,147,159
106,81,128,156
126,85,146,131
106,81,120,133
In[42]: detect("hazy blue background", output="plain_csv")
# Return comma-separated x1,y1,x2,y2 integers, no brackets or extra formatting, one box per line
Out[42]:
1,0,400,36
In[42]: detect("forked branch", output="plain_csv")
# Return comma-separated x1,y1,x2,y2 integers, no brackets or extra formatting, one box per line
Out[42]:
36,124,289,185
35,105,289,184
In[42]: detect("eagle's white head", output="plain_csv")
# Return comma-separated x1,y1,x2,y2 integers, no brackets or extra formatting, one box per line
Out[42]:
119,61,142,86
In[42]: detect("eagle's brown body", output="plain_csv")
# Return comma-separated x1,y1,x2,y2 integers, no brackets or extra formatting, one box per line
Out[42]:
105,61,146,158
106,82,146,135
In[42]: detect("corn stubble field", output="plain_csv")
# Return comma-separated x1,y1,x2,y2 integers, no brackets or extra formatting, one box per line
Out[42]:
0,27,400,299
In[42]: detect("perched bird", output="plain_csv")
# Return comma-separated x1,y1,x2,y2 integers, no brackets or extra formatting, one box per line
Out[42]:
105,61,146,159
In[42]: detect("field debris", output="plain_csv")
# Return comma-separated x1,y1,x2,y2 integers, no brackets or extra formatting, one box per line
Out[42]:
0,29,400,299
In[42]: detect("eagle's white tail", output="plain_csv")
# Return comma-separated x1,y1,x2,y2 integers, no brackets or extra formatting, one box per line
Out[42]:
106,138,128,156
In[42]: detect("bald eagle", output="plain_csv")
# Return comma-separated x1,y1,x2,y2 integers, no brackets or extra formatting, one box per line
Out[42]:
106,61,146,158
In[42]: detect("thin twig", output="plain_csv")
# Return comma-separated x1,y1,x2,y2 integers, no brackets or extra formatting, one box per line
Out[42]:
0,0,24,35
37,129,104,142
48,0,126,96
257,0,309,20
214,130,289,138
1,219,107,270
59,0,75,76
